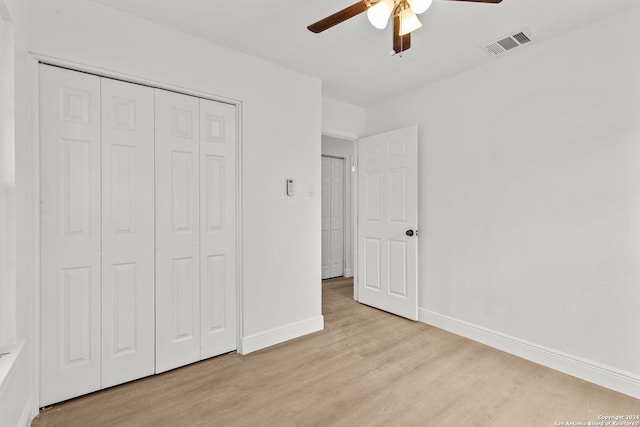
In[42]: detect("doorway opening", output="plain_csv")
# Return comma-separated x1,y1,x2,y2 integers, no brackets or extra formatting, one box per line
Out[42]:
321,136,355,281
321,126,418,320
322,155,344,279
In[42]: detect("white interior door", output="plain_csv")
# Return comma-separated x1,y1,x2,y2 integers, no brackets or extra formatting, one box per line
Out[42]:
321,156,344,279
101,78,155,387
321,157,331,279
357,126,418,320
155,89,201,373
330,158,344,278
199,98,237,359
40,65,102,405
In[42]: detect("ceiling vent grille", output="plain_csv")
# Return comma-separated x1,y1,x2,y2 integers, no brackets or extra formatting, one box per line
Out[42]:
483,29,534,56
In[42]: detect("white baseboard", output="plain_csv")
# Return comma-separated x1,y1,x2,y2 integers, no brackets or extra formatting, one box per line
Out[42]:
418,308,640,399
240,315,324,355
18,397,35,427
343,268,353,278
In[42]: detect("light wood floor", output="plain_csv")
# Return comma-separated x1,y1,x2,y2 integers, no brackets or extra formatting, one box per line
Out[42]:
33,277,640,426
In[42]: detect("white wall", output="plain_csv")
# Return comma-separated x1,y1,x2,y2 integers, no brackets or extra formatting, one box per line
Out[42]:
28,0,322,359
322,97,366,140
1,0,37,424
367,6,640,396
322,136,355,278
0,10,16,346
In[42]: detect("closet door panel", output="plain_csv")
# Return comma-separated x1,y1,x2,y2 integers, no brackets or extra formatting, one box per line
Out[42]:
321,157,331,279
101,78,155,387
155,89,201,373
330,158,344,278
200,99,237,358
321,157,345,279
40,65,102,406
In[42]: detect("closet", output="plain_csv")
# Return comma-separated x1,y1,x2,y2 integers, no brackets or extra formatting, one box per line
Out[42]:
321,156,344,279
39,64,237,406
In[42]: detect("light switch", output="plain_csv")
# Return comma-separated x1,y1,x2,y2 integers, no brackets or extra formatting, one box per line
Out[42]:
286,179,294,196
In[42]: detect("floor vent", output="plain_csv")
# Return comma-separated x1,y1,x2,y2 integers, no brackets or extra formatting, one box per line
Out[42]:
483,29,534,56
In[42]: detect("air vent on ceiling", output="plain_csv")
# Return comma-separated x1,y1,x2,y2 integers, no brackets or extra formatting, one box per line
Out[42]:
483,29,534,56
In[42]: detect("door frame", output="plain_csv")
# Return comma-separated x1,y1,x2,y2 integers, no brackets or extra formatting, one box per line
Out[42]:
30,54,245,406
320,132,359,300
320,133,358,282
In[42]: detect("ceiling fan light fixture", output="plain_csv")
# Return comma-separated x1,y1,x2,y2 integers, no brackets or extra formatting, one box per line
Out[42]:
407,0,433,14
367,0,394,29
307,0,504,54
399,7,422,36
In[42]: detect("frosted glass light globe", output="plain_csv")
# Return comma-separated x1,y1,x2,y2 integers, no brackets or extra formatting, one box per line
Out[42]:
367,0,394,29
399,7,422,35
408,0,433,14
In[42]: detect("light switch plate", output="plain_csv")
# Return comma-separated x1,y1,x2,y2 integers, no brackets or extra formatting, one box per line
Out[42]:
286,179,294,196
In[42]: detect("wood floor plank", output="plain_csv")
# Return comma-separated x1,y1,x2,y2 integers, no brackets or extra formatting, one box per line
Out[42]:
32,278,640,426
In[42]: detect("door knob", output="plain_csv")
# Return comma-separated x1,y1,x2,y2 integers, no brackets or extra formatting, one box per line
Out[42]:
406,229,415,237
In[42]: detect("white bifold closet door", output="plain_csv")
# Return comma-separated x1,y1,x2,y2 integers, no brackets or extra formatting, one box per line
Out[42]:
199,98,237,360
40,65,237,405
100,78,155,388
40,65,155,405
40,66,102,405
155,89,237,373
321,156,344,279
154,90,201,372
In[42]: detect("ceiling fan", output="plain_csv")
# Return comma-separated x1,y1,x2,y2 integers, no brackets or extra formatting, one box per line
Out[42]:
308,0,503,54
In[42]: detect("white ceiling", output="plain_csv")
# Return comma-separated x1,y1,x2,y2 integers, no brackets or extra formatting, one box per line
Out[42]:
92,0,638,107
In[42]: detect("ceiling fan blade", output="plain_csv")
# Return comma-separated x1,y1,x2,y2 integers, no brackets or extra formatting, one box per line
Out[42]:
307,1,370,33
445,0,502,3
393,13,411,54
